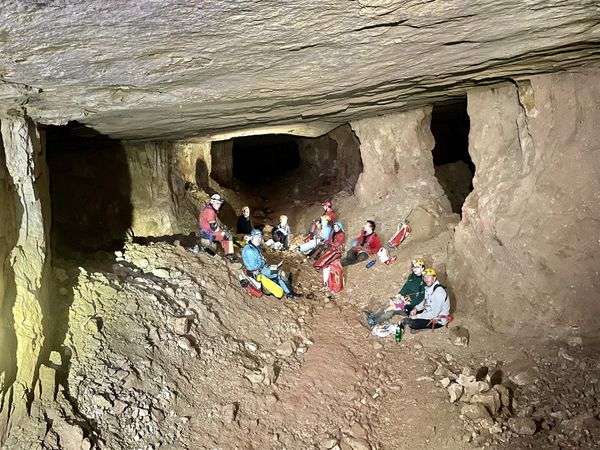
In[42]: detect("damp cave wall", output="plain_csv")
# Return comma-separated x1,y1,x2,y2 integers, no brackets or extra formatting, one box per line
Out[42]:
449,69,600,337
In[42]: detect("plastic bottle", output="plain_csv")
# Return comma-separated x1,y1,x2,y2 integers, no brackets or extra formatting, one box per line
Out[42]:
366,260,376,269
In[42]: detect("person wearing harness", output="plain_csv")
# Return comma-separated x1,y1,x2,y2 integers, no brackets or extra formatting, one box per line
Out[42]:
242,229,302,299
404,267,451,333
307,200,337,238
363,258,426,326
199,193,235,261
341,220,382,266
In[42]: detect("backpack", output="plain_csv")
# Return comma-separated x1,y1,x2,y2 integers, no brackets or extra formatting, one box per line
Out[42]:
313,248,341,270
324,260,344,293
387,222,411,248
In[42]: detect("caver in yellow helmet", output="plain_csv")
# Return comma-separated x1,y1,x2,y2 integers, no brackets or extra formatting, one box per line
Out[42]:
412,258,425,268
424,268,437,277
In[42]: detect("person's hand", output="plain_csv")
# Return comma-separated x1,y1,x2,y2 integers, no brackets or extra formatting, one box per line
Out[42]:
410,308,417,317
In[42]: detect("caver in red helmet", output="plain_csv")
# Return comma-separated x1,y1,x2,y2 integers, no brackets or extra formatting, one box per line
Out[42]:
322,200,333,208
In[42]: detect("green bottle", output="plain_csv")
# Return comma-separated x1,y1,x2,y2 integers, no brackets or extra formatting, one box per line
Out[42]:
395,324,403,342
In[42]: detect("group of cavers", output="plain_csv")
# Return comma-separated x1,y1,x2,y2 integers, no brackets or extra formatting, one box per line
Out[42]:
199,193,451,334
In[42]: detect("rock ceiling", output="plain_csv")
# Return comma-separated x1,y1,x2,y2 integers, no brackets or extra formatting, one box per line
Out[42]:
0,0,599,140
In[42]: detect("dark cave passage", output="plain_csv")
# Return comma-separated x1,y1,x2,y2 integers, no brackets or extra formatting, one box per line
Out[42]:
430,96,474,214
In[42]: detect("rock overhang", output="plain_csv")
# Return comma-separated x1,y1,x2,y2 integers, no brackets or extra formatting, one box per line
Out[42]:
0,0,599,139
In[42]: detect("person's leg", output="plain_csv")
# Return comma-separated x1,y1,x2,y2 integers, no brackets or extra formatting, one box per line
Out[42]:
355,252,369,264
256,274,284,298
406,318,443,330
371,303,399,324
214,230,234,255
299,239,317,254
341,248,359,266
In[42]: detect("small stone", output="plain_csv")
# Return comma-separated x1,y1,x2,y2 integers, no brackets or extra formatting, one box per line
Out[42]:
92,394,113,409
151,268,170,278
472,389,501,415
489,423,503,434
321,438,338,449
440,377,451,388
509,417,537,435
177,336,193,351
343,436,371,450
461,404,493,425
504,359,538,386
170,317,189,335
413,342,423,350
173,240,181,246
448,383,464,403
276,341,296,357
449,326,469,346
492,384,511,407
245,341,258,352
222,403,238,423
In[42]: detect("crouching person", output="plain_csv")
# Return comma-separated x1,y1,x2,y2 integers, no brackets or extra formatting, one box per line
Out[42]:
341,220,382,266
298,215,332,254
404,268,451,333
199,193,235,261
242,229,302,299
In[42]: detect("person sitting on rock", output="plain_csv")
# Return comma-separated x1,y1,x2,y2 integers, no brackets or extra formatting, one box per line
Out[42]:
242,229,302,299
341,220,382,266
237,206,253,236
199,193,235,261
363,258,426,326
307,200,337,238
309,220,346,260
403,267,451,333
271,214,292,250
297,215,332,254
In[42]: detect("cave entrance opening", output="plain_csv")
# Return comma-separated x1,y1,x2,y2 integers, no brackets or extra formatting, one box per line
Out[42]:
430,96,474,215
210,126,363,227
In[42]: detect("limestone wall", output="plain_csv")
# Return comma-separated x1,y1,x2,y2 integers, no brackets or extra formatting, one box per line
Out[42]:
449,69,600,336
0,113,51,439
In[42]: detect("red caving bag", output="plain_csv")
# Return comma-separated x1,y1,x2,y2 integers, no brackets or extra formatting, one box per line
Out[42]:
387,222,412,248
326,260,344,293
313,248,341,270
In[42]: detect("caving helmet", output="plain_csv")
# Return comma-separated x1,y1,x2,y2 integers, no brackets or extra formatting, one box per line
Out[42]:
322,200,333,208
250,229,262,238
210,193,224,203
412,258,425,268
424,268,437,277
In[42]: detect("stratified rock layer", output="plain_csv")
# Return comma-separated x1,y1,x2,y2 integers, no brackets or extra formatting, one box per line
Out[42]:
1,1,599,139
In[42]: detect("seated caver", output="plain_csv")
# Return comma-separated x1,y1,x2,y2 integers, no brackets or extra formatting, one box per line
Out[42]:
199,193,235,261
307,200,337,237
298,215,332,254
237,206,253,236
341,220,382,266
309,221,346,260
242,229,302,299
271,215,292,250
403,268,451,333
363,258,426,326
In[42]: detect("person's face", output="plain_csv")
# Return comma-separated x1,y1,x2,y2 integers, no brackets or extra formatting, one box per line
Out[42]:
242,207,250,218
333,224,340,232
363,222,372,233
251,235,262,246
323,205,329,212
424,274,436,286
211,200,223,210
412,265,424,276
321,218,328,226
280,217,288,226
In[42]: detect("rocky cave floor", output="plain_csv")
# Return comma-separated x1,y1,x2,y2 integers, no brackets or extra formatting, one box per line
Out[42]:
10,230,600,450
